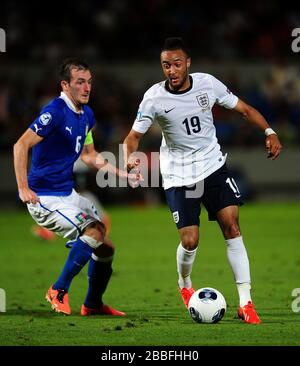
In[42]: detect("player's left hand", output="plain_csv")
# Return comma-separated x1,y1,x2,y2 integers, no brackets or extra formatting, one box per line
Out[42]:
265,134,282,160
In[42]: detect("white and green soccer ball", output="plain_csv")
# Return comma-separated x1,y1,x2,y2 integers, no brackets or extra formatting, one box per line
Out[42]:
188,287,227,324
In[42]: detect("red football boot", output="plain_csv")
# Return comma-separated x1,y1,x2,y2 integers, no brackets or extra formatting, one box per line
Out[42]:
81,304,126,316
45,286,71,315
238,301,261,324
179,287,195,308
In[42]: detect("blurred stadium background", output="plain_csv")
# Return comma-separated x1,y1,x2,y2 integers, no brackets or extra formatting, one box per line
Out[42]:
1,1,300,348
0,0,299,206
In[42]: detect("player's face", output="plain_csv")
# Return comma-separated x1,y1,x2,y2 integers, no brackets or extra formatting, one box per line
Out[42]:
160,49,191,91
64,68,92,107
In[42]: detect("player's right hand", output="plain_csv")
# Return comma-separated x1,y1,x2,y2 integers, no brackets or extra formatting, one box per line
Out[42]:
127,170,144,188
126,159,140,173
18,187,40,204
126,159,143,188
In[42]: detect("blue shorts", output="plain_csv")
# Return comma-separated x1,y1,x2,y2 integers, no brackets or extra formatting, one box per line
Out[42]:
164,164,243,229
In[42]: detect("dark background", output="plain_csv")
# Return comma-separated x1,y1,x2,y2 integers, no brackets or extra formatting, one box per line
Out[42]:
1,0,299,206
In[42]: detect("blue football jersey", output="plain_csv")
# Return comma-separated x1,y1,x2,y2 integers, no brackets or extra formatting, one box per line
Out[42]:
28,96,96,196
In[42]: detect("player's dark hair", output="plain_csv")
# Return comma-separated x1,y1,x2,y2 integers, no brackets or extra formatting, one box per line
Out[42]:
60,58,89,82
161,37,190,57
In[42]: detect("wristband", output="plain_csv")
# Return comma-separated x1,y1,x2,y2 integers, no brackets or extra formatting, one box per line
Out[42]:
264,128,276,136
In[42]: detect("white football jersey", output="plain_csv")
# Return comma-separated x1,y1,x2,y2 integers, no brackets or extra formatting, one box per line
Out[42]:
132,73,238,189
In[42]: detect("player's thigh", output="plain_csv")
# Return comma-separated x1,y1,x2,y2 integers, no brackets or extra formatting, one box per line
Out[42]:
69,190,103,223
28,194,100,240
202,164,243,221
27,201,77,238
164,186,201,229
216,205,239,224
216,205,241,238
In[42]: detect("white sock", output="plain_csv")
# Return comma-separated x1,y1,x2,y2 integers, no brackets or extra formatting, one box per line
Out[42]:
237,283,252,307
176,242,197,289
225,236,252,307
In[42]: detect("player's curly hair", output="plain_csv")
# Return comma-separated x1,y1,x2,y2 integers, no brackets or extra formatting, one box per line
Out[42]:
161,37,190,56
59,58,89,82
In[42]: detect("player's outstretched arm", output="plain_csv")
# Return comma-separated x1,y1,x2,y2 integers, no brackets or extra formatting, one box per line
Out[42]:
80,142,141,184
233,98,282,160
81,142,124,175
80,142,107,170
123,129,144,171
13,129,43,203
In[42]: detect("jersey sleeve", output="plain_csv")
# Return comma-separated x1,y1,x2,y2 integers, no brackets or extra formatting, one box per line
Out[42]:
211,75,238,109
29,107,64,137
132,95,155,134
84,130,94,145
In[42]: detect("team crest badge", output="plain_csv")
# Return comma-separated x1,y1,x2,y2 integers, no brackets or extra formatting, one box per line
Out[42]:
196,93,209,110
173,211,179,224
39,112,52,125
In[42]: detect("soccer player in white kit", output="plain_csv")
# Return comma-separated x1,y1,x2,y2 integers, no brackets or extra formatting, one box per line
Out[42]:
123,38,282,324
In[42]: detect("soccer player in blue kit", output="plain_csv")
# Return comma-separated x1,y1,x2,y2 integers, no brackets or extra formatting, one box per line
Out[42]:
13,59,137,316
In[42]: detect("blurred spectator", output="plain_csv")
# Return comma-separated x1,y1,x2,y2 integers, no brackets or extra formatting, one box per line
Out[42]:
0,0,298,204
0,1,296,63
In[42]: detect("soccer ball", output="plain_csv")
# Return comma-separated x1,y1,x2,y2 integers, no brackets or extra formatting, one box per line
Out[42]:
188,287,226,324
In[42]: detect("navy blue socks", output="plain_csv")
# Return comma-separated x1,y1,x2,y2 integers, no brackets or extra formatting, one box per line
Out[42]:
84,257,113,308
53,238,93,291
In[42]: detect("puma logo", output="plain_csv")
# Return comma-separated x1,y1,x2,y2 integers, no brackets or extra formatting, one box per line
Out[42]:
65,126,72,135
34,123,42,133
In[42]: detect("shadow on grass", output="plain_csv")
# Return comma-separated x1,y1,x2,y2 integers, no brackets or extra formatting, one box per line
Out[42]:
1,309,62,317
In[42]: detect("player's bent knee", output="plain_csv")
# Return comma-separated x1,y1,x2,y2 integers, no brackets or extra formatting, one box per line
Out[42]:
223,223,241,239
80,234,103,249
181,236,199,250
83,221,106,242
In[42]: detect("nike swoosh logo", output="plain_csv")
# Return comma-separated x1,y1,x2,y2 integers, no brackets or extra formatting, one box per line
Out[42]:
164,107,175,113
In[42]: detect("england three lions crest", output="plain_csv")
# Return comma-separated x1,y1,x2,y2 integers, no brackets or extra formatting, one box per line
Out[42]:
196,93,209,110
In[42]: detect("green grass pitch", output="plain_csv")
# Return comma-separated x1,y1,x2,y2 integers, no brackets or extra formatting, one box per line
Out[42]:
0,203,299,346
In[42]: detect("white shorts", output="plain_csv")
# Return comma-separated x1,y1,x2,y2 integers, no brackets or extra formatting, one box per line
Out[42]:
27,190,101,240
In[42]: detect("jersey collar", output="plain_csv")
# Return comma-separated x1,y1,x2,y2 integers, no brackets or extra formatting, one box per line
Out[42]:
59,92,84,114
165,75,193,94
